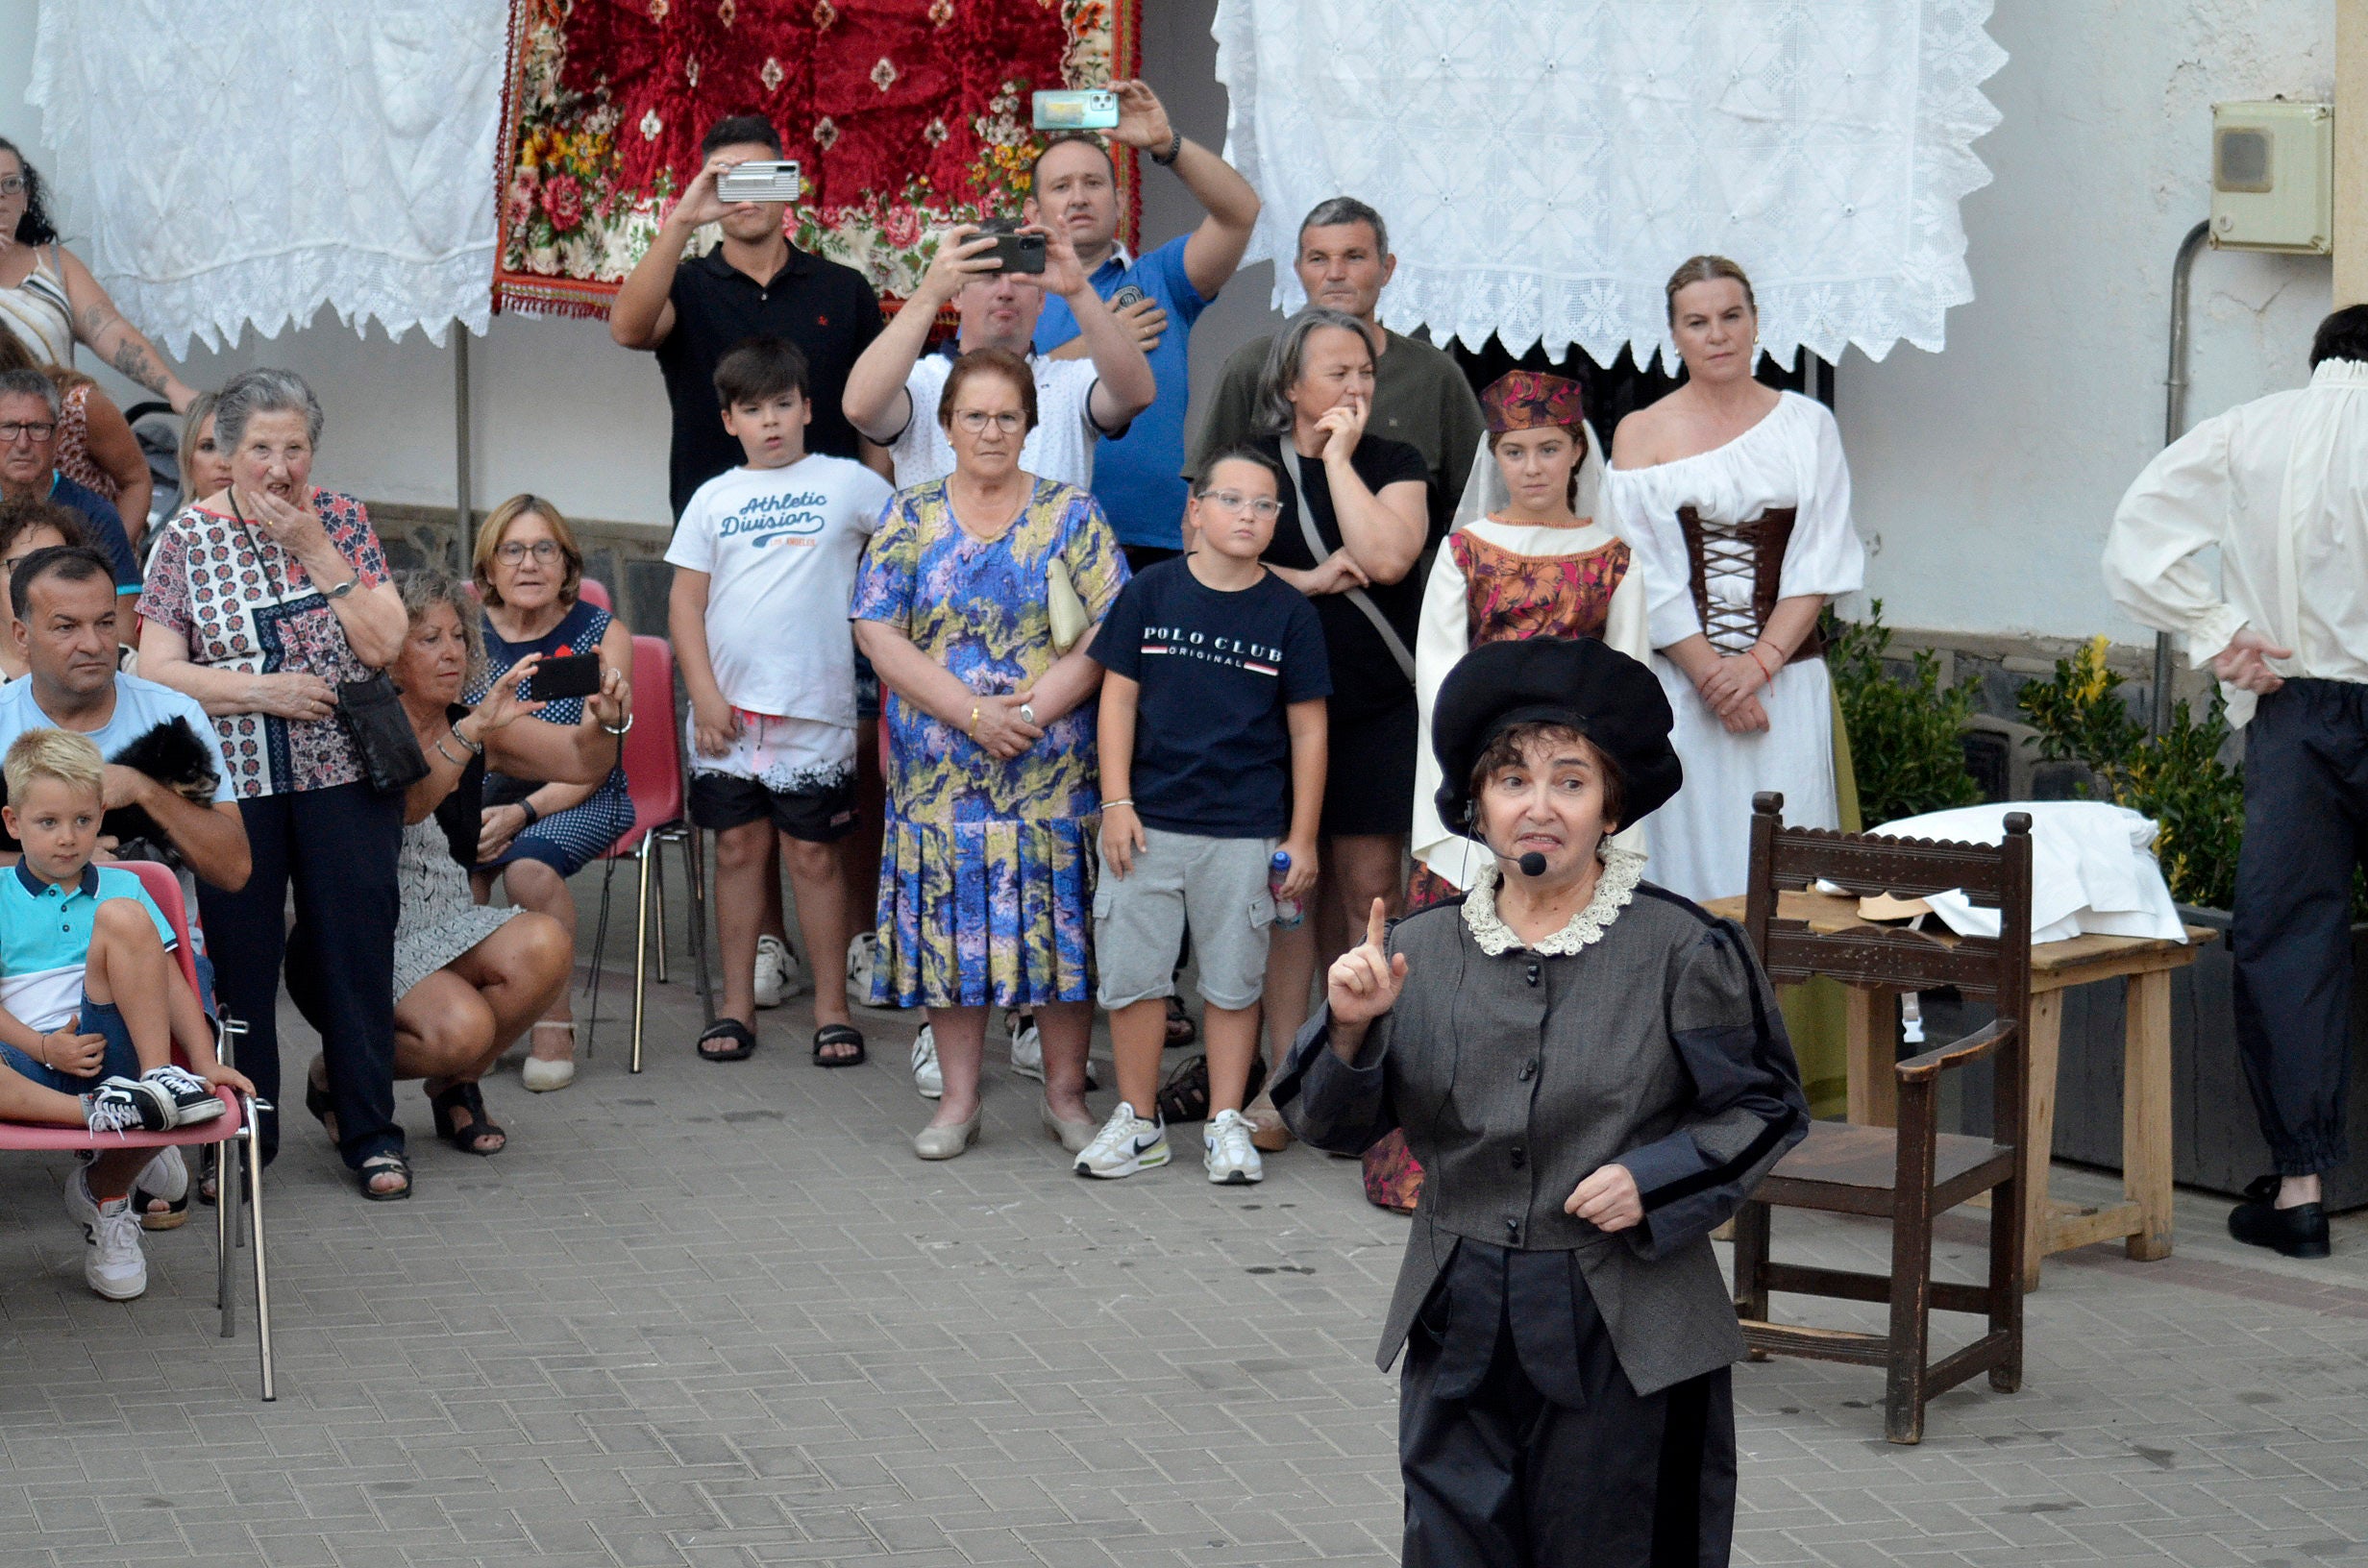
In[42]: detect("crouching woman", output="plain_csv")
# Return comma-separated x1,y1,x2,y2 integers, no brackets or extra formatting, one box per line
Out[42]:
1272,635,1808,1568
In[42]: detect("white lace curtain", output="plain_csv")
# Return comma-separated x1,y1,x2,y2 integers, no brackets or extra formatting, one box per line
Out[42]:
1212,0,2006,367
27,0,510,354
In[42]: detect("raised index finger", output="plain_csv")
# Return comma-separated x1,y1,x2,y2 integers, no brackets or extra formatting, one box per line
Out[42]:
1364,896,1388,952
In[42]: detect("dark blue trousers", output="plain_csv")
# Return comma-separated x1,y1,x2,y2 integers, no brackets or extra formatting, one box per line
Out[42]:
198,781,404,1169
2232,679,2368,1175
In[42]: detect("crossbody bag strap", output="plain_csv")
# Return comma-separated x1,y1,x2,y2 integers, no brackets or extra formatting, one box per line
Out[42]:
1280,448,1416,682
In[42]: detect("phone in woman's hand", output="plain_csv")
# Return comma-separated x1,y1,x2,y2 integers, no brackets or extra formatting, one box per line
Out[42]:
526,652,604,700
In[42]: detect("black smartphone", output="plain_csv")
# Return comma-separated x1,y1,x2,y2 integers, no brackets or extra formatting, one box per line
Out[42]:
988,231,1047,274
526,652,604,701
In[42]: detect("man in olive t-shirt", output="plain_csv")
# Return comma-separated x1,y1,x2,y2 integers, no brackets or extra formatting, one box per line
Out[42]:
1185,197,1485,532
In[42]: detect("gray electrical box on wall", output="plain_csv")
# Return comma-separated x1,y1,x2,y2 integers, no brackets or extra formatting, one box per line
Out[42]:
2210,100,2332,254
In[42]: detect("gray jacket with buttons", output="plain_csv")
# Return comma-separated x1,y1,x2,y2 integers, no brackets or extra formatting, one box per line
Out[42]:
1273,879,1808,1397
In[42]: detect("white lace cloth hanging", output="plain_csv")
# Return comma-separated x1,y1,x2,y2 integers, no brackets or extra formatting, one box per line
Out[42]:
27,1,508,354
1212,0,2006,367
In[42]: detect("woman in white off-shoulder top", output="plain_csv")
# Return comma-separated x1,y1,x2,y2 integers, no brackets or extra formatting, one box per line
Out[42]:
1601,256,1864,901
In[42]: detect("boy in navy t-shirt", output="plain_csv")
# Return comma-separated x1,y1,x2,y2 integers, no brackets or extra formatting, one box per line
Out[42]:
1077,447,1329,1186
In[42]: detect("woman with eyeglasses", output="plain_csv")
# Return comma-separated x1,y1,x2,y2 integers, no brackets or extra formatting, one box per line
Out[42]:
466,495,635,1092
0,137,198,414
852,346,1128,1160
1234,306,1431,1152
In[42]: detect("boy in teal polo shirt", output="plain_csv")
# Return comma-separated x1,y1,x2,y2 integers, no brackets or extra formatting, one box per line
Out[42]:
0,728,245,1299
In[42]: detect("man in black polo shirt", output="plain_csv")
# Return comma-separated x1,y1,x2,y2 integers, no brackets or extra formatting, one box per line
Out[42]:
613,112,889,1012
611,113,885,516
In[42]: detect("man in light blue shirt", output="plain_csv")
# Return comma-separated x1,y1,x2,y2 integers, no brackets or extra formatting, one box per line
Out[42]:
1028,80,1261,570
0,545,249,893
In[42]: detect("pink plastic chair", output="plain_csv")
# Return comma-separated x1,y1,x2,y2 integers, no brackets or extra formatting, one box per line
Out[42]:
576,576,612,612
0,861,274,1399
584,634,710,1071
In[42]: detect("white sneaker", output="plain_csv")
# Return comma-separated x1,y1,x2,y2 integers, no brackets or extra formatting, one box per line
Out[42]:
1008,1013,1045,1082
65,1169,147,1300
1073,1101,1169,1179
910,1024,942,1100
752,934,790,1009
1204,1109,1266,1186
846,932,877,996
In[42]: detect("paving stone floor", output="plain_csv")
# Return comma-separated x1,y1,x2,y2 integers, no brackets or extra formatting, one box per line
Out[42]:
6,888,2368,1567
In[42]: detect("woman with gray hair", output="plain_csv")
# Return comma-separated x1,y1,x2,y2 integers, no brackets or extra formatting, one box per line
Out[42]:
137,366,418,1199
284,570,625,1159
1240,306,1431,1140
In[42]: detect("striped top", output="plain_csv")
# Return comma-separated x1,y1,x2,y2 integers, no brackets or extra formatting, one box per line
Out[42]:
0,245,75,366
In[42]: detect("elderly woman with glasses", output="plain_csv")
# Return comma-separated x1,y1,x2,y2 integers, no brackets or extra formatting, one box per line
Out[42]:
1235,306,1432,1146
852,345,1128,1161
466,494,635,1092
136,366,414,1198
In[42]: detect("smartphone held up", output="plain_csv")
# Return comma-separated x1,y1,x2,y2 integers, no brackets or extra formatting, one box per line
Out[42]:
1031,89,1120,131
717,160,802,204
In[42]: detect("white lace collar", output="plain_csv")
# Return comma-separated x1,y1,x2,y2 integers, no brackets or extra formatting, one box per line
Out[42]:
1461,846,1644,957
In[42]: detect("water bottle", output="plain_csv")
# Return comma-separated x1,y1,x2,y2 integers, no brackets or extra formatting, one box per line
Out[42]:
1270,850,1303,929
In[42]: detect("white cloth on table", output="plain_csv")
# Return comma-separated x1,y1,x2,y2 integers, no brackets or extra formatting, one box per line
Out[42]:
1864,801,2186,946
26,0,506,353
1599,394,1865,902
1209,0,2005,366
1409,517,1653,892
2102,358,2368,729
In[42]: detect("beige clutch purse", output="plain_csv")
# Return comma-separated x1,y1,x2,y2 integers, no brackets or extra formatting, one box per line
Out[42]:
1048,556,1090,654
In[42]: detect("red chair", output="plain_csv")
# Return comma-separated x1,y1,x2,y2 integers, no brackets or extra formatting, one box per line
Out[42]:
584,634,710,1071
0,861,274,1401
576,576,612,612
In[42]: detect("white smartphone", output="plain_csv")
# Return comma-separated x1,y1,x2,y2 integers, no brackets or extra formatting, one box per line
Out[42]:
1032,89,1120,131
717,160,802,204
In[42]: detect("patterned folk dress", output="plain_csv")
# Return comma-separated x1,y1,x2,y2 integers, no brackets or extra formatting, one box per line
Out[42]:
851,476,1128,1010
1367,516,1654,1214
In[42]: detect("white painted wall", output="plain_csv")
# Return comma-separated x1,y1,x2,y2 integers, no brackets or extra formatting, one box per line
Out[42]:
2,0,2340,646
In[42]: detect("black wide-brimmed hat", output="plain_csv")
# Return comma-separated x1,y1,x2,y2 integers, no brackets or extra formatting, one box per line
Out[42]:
1431,636,1682,838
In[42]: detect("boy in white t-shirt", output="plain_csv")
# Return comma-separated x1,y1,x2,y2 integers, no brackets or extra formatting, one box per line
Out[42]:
666,338,895,1066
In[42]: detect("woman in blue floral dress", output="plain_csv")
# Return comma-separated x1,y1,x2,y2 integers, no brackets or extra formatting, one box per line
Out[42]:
853,349,1127,1161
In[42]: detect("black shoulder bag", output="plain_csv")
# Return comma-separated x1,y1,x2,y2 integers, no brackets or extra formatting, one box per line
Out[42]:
229,494,427,795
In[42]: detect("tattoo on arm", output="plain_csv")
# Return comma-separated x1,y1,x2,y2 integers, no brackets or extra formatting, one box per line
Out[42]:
80,303,121,338
108,340,167,396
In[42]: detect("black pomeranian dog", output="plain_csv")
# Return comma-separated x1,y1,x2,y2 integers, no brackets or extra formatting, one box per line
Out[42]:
0,717,222,863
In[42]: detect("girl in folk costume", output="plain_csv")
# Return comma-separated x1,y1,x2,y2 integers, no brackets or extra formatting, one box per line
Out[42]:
1274,636,1806,1568
1603,256,1864,902
1410,371,1653,904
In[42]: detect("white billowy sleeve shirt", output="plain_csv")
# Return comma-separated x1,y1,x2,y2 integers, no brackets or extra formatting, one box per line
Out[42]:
2102,358,2368,728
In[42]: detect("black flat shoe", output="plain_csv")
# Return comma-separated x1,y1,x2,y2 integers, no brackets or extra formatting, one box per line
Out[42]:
2230,1175,2331,1259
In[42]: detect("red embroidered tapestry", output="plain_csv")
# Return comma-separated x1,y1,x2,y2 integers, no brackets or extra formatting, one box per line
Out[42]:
495,0,1139,316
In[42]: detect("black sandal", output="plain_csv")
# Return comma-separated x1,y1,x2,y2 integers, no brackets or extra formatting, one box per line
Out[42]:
698,1018,757,1062
429,1081,506,1156
358,1151,411,1201
1165,996,1198,1048
812,1023,867,1066
195,1148,251,1210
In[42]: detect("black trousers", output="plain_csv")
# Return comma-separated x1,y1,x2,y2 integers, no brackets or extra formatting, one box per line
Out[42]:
198,782,405,1169
2232,679,2368,1176
1399,1277,1736,1568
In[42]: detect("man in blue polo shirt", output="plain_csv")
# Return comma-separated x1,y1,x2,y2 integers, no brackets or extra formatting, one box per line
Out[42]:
1028,80,1261,572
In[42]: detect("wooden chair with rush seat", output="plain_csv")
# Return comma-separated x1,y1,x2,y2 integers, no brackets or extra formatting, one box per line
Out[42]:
1730,792,2034,1444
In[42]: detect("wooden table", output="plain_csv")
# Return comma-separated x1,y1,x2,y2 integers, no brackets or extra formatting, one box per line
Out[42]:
1707,891,2216,1288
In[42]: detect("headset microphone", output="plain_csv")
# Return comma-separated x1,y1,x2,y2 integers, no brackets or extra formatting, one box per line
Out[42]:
1517,851,1548,877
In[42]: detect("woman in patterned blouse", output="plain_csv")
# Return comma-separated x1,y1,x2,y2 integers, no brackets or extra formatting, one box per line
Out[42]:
138,368,417,1202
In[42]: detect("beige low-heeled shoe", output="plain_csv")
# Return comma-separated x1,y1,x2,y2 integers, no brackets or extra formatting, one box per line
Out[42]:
522,1022,576,1091
913,1108,982,1161
1040,1099,1098,1155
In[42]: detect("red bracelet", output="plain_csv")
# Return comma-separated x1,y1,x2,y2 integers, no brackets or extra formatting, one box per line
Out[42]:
1747,645,1779,682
